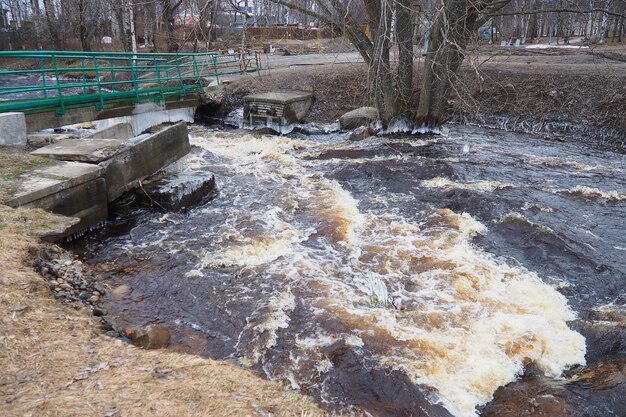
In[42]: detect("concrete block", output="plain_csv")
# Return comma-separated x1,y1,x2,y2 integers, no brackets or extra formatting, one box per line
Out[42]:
6,160,107,241
25,107,97,133
7,161,102,206
0,112,27,146
86,123,133,140
244,91,312,123
20,178,108,240
31,139,128,162
100,122,191,202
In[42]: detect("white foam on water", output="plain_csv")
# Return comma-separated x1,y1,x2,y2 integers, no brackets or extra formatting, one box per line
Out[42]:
159,132,585,417
236,288,296,365
495,212,556,234
555,185,626,202
422,177,515,192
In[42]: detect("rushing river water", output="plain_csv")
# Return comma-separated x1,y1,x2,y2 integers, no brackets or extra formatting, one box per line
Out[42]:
68,124,626,417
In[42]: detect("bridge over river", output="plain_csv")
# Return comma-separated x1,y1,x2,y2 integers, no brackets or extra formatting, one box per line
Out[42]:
0,50,261,133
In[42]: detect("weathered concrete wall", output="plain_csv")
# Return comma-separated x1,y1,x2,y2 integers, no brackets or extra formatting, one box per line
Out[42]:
7,122,192,241
0,112,27,146
22,178,108,240
24,96,201,133
100,122,191,201
87,123,133,140
31,139,127,163
25,107,97,134
94,107,195,137
6,161,108,241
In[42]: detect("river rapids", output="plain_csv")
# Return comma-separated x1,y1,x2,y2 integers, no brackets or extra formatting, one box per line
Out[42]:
71,124,626,417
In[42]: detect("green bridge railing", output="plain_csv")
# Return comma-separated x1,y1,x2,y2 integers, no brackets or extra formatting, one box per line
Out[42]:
0,50,260,116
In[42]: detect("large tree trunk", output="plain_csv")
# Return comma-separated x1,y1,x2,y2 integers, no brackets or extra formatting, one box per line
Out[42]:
395,0,414,117
415,0,482,129
162,0,183,52
78,0,90,51
364,0,396,124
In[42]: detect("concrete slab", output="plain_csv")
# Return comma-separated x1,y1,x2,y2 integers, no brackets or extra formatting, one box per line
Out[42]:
0,112,27,146
8,161,102,207
243,91,312,105
20,178,108,241
243,90,312,130
100,122,191,202
86,122,133,140
31,139,128,163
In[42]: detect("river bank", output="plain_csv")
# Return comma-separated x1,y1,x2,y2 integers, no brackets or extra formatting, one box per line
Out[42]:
0,184,322,415
216,46,626,150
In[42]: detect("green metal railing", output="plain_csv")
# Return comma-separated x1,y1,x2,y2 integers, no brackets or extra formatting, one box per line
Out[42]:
0,50,260,116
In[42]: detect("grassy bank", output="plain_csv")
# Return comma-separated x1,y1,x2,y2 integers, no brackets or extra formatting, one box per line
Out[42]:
0,203,322,416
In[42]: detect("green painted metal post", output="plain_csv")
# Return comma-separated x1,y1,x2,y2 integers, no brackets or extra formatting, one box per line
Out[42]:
110,58,116,92
81,58,87,94
51,54,65,116
40,57,48,99
92,55,104,111
130,55,139,104
154,56,164,102
211,54,220,85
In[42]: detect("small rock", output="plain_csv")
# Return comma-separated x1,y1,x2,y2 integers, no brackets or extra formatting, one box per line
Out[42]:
92,291,101,297
100,318,115,332
79,291,90,300
348,126,377,141
41,267,49,275
123,325,171,350
105,330,120,338
339,107,379,130
92,308,108,317
94,284,106,295
89,295,100,304
274,48,291,56
60,283,72,291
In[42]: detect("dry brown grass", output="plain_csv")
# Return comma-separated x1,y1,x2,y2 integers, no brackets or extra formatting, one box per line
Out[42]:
0,146,53,204
0,205,323,417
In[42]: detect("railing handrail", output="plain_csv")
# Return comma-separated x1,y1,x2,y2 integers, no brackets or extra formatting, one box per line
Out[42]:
0,50,219,58
0,49,261,116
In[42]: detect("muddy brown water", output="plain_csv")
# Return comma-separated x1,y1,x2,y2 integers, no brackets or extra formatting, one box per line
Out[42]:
66,124,626,417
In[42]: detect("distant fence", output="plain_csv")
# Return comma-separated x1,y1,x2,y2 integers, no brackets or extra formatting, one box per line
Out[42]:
246,26,343,41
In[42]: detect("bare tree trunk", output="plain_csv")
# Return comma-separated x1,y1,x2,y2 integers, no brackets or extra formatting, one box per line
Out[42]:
415,0,482,128
395,0,414,116
365,0,396,124
79,0,90,51
162,0,183,52
43,0,60,49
